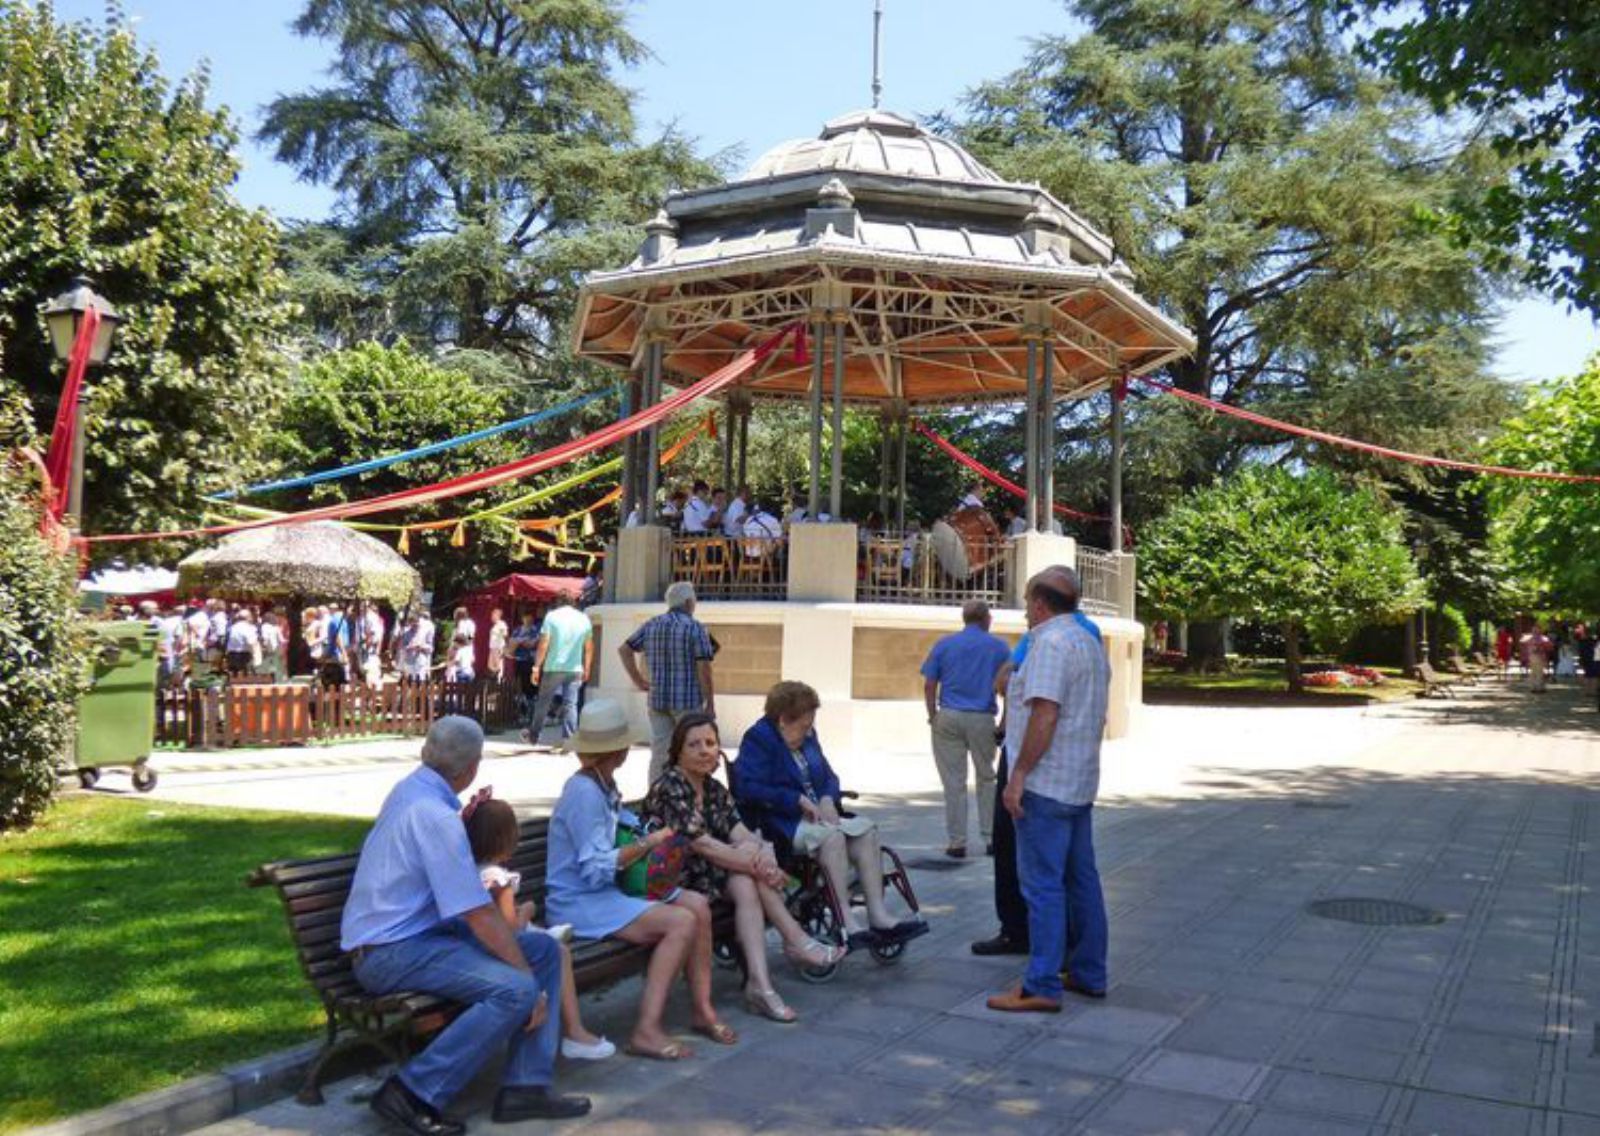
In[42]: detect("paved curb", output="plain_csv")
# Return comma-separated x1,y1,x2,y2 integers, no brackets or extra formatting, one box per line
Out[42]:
23,1042,319,1136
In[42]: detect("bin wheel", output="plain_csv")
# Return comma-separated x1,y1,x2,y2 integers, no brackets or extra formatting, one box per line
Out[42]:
77,767,101,789
132,767,158,793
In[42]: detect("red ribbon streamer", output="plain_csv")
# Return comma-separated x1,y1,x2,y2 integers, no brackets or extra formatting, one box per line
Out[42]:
87,324,801,544
42,308,100,521
911,419,1112,525
1135,374,1600,484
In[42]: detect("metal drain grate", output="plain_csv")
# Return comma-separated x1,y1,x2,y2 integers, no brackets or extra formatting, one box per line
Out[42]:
1306,897,1444,926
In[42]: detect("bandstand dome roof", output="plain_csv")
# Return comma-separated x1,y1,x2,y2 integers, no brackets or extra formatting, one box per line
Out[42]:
744,110,1004,184
574,109,1194,407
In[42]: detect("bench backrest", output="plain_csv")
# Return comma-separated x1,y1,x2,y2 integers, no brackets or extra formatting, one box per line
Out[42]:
249,816,551,1009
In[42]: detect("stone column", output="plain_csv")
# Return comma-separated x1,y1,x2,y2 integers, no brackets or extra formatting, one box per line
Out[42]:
1008,532,1077,608
786,523,860,603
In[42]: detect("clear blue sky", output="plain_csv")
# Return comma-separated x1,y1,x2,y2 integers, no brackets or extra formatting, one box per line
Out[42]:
56,0,1600,384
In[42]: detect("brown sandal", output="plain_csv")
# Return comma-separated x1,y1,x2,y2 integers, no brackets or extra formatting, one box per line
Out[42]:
624,1040,694,1061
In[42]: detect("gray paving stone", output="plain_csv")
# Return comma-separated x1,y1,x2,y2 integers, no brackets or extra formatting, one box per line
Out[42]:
913,1098,1070,1135
1051,1005,1182,1047
1126,1049,1267,1102
1329,988,1435,1022
1559,1070,1600,1118
1262,1069,1391,1122
1165,999,1306,1062
1287,1013,1422,1081
1237,1112,1371,1136
1081,1084,1233,1135
960,1058,1111,1117
1399,1089,1541,1135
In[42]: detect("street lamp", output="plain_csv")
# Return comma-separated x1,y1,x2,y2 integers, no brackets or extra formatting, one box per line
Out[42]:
1413,537,1430,667
40,277,120,526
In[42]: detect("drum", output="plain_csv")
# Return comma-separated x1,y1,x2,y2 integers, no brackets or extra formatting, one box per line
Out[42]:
931,507,1001,579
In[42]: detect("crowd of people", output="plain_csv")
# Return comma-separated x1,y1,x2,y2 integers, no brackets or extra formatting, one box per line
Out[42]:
1491,620,1600,694
339,564,1110,1135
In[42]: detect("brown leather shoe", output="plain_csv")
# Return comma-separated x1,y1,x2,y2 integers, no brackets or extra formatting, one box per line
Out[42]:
986,985,1062,1014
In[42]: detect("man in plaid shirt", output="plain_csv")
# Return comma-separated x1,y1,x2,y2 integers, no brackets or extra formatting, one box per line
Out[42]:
987,565,1111,1014
618,581,717,782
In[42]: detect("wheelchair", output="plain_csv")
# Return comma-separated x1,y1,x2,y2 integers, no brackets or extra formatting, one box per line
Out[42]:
713,790,924,984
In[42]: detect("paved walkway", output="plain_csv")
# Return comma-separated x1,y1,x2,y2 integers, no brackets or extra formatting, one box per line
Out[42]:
174,679,1600,1135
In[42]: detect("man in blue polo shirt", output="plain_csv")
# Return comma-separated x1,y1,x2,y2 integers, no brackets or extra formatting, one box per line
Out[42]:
922,599,1012,858
341,717,589,1134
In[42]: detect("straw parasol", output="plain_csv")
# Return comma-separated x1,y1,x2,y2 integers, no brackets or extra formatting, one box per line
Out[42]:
177,521,421,608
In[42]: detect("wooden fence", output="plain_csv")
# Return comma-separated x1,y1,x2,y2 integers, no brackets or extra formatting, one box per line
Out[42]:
156,677,523,750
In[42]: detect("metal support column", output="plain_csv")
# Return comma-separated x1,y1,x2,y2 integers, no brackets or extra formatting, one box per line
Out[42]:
829,318,845,520
894,410,908,532
877,407,891,518
620,374,639,523
808,320,826,518
642,340,663,524
1024,338,1040,532
736,400,750,489
1110,373,1127,553
1039,340,1055,532
721,398,734,491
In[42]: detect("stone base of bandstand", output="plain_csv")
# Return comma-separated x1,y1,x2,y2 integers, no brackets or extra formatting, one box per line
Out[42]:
587,599,1143,754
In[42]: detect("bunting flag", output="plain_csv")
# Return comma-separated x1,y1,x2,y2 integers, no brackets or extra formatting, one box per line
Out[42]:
88,323,801,545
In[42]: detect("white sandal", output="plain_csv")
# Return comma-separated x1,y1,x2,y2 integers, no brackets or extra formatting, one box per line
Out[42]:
784,937,846,968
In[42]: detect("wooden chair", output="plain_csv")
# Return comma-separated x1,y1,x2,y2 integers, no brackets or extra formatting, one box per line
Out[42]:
735,537,781,594
693,536,731,595
671,536,698,583
865,536,904,593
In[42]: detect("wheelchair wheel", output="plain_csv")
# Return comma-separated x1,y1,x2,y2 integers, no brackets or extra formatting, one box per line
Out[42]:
869,939,906,966
795,897,843,984
712,940,741,971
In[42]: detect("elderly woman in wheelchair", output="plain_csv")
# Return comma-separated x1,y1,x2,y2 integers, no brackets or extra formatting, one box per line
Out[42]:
732,680,926,954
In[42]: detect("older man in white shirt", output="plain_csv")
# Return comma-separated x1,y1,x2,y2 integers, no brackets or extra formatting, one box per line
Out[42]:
987,565,1110,1014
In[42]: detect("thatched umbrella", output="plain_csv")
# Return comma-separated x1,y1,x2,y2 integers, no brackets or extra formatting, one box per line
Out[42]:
177,522,421,609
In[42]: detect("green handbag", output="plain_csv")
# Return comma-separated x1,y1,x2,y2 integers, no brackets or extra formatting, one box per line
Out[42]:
615,825,648,897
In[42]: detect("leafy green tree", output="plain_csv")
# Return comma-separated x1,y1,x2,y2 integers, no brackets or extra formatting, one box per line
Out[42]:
0,456,88,829
956,0,1511,510
260,342,589,599
1344,0,1600,315
1484,357,1600,610
261,0,716,371
1139,467,1423,688
0,2,292,546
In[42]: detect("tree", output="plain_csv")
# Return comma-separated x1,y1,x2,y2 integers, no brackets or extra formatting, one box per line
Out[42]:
1139,467,1423,689
0,3,292,545
0,455,88,829
261,0,716,370
956,0,1513,511
1483,357,1600,610
1345,0,1600,315
260,341,586,599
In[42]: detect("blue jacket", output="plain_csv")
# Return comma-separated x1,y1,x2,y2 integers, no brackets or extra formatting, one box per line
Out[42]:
731,716,841,843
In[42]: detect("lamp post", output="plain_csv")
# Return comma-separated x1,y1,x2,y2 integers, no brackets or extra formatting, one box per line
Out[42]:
40,277,121,528
1413,538,1430,667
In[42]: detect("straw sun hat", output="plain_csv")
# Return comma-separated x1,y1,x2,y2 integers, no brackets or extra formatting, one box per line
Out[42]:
569,698,632,757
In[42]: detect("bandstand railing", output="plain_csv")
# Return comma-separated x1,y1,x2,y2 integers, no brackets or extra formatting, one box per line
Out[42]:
1076,545,1131,619
859,530,1008,606
669,534,787,599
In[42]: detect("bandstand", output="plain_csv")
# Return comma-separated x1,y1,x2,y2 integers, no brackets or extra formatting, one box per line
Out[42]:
575,109,1194,750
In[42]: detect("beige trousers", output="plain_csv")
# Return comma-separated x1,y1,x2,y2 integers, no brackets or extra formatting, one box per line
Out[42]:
931,708,998,846
648,707,699,785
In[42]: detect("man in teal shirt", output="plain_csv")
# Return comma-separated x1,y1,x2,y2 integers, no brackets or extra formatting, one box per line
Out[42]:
523,593,593,749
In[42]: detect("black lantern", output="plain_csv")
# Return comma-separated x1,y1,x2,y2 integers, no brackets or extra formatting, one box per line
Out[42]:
40,276,120,364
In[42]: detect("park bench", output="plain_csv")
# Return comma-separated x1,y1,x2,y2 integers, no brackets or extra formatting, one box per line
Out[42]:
250,814,737,1105
1414,660,1459,698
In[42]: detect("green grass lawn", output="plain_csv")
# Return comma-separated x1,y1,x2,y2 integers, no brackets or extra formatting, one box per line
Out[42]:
0,797,371,1132
1144,661,1424,704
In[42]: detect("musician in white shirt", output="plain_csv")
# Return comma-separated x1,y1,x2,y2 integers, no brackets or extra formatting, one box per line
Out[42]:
682,480,714,534
722,486,750,536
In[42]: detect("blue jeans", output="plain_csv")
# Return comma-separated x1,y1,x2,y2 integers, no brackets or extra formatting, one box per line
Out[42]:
1015,791,1108,999
353,921,560,1111
526,671,583,741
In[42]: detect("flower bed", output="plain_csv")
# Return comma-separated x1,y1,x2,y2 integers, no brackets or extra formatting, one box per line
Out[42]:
1304,665,1385,688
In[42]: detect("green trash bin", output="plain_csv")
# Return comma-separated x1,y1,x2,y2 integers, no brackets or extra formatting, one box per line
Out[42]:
73,622,159,791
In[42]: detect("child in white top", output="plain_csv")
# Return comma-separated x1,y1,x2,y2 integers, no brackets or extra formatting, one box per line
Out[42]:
464,795,614,1061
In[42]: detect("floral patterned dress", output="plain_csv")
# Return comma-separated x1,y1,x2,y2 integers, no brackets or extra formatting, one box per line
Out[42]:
643,766,743,900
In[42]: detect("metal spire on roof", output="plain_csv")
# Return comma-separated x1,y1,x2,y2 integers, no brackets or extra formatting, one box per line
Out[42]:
871,0,884,109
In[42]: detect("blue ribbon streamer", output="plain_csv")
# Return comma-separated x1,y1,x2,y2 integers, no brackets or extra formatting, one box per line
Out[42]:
218,386,617,499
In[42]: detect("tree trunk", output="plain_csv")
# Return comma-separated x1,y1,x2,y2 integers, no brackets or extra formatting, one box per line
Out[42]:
1402,616,1417,673
1185,619,1228,672
1284,622,1303,691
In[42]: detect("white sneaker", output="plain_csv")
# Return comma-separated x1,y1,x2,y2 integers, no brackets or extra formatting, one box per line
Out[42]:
544,923,574,944
561,1036,616,1061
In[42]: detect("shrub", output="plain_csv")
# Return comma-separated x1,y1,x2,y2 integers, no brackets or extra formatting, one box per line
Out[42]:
0,460,88,830
1437,604,1472,655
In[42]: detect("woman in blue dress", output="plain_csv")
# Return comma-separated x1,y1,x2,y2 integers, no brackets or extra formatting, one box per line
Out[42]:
544,697,736,1060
